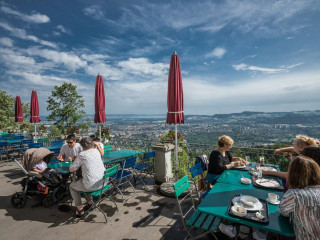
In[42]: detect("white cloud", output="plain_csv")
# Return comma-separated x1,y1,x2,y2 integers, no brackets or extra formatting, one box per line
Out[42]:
100,0,319,38
183,70,320,114
55,25,72,35
232,63,284,73
0,22,57,48
81,53,109,62
25,48,87,71
232,63,302,74
0,37,13,47
117,58,168,77
85,62,125,80
206,47,226,59
0,47,36,69
0,5,50,23
83,5,105,21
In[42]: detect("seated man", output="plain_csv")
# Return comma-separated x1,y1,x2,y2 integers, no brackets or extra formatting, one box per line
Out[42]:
57,134,83,162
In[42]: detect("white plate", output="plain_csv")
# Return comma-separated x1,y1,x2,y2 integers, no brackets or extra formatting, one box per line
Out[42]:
267,198,280,205
234,165,246,169
256,178,281,187
231,205,247,217
261,166,277,171
232,196,263,211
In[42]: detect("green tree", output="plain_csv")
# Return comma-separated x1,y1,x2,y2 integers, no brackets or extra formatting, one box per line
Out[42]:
0,90,14,129
47,83,86,133
22,102,30,120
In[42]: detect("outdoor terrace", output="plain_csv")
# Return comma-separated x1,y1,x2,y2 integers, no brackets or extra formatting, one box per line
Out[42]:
0,135,291,240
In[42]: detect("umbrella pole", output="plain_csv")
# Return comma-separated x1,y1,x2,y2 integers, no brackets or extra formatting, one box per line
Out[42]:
175,124,178,180
99,124,101,141
34,124,36,136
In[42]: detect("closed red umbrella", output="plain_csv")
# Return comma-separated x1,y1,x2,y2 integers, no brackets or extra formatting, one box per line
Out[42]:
15,96,23,133
166,51,184,177
15,96,23,122
30,90,41,135
94,74,106,140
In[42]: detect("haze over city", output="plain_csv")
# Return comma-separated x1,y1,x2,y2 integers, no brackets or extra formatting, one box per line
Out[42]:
0,0,319,116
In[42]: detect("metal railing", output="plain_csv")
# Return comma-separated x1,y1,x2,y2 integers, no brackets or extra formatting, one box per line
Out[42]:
110,137,291,178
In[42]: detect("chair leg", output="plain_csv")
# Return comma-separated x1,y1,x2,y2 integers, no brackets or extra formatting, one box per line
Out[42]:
114,177,136,203
85,192,119,224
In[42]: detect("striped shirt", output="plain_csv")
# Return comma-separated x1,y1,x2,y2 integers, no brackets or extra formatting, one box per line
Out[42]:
279,186,320,240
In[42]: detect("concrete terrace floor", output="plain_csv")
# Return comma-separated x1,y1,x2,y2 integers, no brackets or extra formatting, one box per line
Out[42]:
0,160,223,240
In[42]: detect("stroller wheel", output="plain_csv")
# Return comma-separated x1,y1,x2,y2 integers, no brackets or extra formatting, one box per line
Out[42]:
11,192,27,208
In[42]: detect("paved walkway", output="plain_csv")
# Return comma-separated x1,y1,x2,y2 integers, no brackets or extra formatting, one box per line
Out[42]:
0,160,201,240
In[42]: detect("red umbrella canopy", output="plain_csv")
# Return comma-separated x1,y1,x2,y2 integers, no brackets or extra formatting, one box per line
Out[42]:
30,90,41,123
166,52,184,124
15,96,23,122
94,74,106,123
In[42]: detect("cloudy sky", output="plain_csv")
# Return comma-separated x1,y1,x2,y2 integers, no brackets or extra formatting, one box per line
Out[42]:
0,0,319,116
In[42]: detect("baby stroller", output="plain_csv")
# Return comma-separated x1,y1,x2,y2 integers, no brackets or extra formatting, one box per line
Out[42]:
10,148,67,208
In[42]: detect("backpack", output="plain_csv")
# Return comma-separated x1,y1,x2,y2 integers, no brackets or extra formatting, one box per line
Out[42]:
195,155,209,171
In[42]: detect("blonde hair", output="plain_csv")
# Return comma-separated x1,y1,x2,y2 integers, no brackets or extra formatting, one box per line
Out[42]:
218,135,234,147
295,135,319,148
288,156,320,189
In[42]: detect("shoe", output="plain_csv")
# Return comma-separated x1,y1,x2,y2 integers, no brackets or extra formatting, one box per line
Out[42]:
75,208,85,218
83,203,93,211
219,223,237,238
252,230,266,240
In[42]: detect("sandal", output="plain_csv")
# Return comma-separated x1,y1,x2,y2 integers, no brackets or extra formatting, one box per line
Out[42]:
83,203,93,211
75,208,85,218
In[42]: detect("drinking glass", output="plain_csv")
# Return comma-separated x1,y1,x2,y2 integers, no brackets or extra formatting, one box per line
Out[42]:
245,156,251,166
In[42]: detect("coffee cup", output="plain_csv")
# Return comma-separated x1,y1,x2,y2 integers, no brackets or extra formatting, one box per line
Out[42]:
268,193,279,203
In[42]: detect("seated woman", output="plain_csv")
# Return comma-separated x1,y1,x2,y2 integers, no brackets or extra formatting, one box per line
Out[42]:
279,156,320,239
69,137,106,217
263,136,319,179
206,135,246,184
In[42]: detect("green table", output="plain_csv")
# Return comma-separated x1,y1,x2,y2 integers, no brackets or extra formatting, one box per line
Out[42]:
217,169,252,186
48,161,72,174
217,164,282,190
103,149,144,164
198,182,294,237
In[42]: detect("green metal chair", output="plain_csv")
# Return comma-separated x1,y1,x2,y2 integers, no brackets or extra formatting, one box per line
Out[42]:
103,145,112,154
81,164,120,223
173,175,220,240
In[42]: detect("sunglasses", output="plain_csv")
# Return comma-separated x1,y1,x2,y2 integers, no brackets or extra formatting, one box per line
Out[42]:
67,141,74,144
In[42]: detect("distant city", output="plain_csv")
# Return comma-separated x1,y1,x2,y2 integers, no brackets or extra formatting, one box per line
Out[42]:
41,110,320,148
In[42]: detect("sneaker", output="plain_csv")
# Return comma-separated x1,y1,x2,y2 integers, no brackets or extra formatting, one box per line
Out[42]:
252,230,266,240
219,223,237,238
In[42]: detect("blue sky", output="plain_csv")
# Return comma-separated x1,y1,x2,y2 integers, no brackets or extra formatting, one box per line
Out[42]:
0,0,319,116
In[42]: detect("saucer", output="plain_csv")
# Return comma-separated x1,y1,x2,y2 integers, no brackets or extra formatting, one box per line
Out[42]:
267,198,280,205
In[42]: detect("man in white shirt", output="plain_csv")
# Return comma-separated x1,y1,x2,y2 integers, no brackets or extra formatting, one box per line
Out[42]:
57,134,83,161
